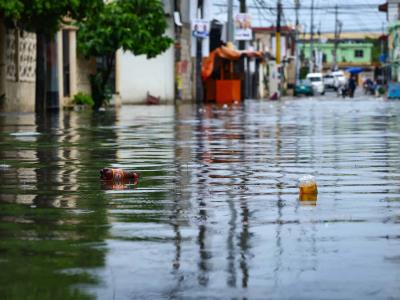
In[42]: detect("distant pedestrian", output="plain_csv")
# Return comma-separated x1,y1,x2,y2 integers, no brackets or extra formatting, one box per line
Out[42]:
348,76,356,98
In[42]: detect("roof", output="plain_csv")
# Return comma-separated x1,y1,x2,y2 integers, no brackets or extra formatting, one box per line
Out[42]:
252,26,296,33
301,32,381,40
299,42,374,48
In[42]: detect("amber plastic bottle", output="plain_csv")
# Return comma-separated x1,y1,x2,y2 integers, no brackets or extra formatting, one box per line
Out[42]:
100,168,139,182
298,175,318,195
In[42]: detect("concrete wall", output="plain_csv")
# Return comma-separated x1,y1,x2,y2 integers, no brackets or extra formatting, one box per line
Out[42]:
0,25,36,112
59,28,97,107
254,32,272,53
177,25,193,101
3,81,35,112
388,1,400,23
76,54,96,96
119,21,175,104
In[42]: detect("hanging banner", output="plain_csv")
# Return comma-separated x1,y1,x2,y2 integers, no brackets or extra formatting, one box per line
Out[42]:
192,19,210,39
234,13,252,40
190,19,210,57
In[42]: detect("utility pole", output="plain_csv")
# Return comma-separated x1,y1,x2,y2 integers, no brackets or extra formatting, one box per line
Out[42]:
294,0,300,82
227,0,234,42
239,0,249,98
309,0,314,73
195,1,204,105
381,22,385,85
381,22,384,56
333,4,338,71
274,0,282,99
174,0,182,102
239,0,247,50
276,0,282,64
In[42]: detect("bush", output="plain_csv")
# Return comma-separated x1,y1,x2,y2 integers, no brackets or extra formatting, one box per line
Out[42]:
73,92,94,107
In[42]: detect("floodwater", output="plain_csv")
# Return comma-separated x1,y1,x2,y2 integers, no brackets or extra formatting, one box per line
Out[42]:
0,95,400,299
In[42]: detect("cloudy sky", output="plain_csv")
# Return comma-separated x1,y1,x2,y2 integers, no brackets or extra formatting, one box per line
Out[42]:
212,0,387,34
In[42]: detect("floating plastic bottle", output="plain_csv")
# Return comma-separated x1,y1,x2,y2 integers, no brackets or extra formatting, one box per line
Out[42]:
298,175,318,195
100,168,139,183
299,193,318,203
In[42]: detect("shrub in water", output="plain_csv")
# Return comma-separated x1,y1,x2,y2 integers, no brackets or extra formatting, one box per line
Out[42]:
73,92,95,107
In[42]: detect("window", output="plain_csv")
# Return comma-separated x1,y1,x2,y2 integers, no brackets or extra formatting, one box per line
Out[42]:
355,50,364,58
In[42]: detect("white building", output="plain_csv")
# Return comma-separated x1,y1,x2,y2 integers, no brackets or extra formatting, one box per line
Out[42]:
118,0,212,104
119,1,175,104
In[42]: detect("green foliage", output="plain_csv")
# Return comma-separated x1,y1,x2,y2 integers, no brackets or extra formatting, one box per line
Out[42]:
73,92,94,107
77,0,173,109
0,0,103,35
89,73,113,108
77,0,173,59
0,1,23,19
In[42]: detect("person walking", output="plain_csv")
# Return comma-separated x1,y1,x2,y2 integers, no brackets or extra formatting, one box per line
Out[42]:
348,75,356,98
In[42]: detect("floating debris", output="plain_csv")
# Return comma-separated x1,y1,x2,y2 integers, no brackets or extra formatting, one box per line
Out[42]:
299,193,318,203
298,175,318,195
100,168,139,183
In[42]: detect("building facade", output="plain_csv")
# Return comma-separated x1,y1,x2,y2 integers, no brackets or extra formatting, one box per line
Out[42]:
118,0,175,104
0,23,36,112
0,18,95,112
253,26,297,97
118,0,211,104
300,42,373,70
380,0,400,81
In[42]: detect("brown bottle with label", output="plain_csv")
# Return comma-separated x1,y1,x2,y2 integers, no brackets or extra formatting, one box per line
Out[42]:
100,168,139,182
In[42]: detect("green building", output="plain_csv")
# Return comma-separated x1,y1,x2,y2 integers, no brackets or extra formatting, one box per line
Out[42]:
389,21,400,81
300,42,373,69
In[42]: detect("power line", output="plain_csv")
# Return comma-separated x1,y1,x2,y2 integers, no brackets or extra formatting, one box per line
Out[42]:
213,3,383,10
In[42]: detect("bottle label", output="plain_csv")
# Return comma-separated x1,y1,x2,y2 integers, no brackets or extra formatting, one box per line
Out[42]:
112,169,124,180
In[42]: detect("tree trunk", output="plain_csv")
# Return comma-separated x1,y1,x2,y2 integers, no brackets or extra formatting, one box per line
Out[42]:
92,54,115,110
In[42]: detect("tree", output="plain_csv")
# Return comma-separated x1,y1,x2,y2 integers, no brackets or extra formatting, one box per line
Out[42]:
0,0,104,111
1,0,103,35
77,0,173,110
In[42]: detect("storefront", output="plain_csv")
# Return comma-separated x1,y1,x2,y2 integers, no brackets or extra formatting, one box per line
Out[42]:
202,44,263,104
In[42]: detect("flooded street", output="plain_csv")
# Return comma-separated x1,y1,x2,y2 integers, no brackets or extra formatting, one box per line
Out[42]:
1,95,400,299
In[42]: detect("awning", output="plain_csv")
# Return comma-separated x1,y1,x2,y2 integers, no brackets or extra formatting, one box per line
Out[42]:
202,46,263,80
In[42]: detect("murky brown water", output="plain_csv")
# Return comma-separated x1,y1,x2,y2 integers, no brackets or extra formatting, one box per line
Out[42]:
0,96,400,299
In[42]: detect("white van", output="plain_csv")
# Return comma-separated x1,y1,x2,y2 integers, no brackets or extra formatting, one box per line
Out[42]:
306,73,325,95
331,70,347,88
323,73,336,89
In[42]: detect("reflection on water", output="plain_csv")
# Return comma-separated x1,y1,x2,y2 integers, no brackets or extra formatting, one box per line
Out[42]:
0,99,400,299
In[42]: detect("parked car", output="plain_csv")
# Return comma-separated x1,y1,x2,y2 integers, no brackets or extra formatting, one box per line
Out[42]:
294,79,314,96
323,73,336,89
332,70,347,88
306,73,325,95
